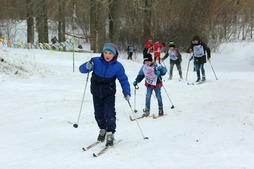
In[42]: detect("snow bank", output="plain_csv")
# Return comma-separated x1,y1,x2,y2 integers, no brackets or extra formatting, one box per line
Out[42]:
0,47,53,78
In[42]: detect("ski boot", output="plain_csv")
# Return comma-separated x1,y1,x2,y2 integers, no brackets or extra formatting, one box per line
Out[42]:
196,77,201,82
97,129,106,142
202,76,206,81
105,132,114,146
142,108,150,117
159,108,164,116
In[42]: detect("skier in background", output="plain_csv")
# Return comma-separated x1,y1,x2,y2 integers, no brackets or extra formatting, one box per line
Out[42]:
127,43,135,60
51,36,58,50
162,41,183,80
143,39,153,58
79,42,131,146
186,35,211,82
51,36,58,44
133,53,167,117
153,40,163,63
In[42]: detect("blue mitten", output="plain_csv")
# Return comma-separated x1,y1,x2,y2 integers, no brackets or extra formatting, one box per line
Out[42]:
155,70,160,75
133,80,138,86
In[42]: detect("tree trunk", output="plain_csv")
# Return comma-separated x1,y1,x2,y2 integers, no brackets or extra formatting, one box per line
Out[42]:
96,2,106,52
90,0,106,53
58,0,65,43
108,0,119,42
89,0,96,52
26,0,34,43
36,0,48,43
143,0,152,42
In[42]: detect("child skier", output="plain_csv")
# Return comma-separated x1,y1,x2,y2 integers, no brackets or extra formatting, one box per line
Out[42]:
79,43,131,146
153,40,163,63
186,35,211,82
133,53,167,117
143,39,153,58
162,41,183,80
127,43,135,60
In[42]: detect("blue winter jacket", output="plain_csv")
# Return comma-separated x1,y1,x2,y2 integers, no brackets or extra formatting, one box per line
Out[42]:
79,53,131,98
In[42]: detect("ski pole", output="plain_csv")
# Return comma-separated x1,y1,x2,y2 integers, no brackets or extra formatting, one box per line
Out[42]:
186,53,193,81
162,85,175,109
161,60,170,79
186,59,190,81
73,70,90,128
134,85,139,113
127,100,149,140
209,60,218,80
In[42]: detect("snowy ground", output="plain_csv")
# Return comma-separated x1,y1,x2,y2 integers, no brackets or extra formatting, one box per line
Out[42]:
0,41,254,169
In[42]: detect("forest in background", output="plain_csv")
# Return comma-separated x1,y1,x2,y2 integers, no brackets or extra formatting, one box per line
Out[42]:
0,0,254,52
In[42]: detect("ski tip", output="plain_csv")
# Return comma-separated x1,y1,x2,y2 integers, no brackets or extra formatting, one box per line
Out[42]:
93,153,97,157
129,116,134,121
152,114,157,119
82,147,87,151
152,114,168,119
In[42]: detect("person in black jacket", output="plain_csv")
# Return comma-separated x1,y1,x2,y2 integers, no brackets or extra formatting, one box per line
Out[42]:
127,43,135,60
186,35,211,82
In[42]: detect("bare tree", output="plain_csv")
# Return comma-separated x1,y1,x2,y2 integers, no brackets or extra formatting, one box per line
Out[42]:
26,0,34,43
143,0,152,41
2,0,254,51
90,0,106,53
58,0,66,43
108,0,120,42
36,0,49,43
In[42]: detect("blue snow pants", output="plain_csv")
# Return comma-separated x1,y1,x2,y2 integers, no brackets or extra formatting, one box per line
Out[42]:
92,94,116,133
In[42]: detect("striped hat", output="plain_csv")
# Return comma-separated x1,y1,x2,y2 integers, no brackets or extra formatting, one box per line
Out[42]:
102,43,117,56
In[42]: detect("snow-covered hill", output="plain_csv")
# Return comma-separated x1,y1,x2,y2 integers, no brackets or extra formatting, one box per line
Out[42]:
0,41,254,169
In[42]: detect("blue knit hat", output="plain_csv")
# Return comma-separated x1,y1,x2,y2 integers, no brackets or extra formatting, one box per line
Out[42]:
102,43,117,55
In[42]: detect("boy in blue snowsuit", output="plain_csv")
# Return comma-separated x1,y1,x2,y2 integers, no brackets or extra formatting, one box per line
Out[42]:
79,43,131,146
133,53,167,117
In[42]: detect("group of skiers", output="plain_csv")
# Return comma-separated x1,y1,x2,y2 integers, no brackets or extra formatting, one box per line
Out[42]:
142,36,211,82
79,35,211,146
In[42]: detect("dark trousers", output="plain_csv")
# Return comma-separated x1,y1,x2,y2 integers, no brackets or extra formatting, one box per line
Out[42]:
93,94,116,133
169,62,182,79
127,52,133,60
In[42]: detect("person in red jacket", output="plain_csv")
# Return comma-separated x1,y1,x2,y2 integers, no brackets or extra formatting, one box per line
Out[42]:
143,39,153,58
153,40,163,63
